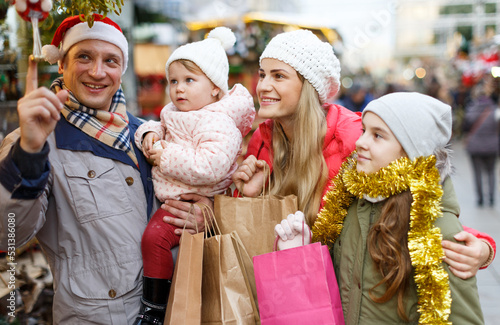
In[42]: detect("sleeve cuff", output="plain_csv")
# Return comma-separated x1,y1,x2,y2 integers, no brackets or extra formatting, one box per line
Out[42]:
480,239,495,269
0,140,50,199
11,139,49,180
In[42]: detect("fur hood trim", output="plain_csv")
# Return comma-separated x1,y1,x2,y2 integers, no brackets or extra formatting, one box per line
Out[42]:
435,146,454,183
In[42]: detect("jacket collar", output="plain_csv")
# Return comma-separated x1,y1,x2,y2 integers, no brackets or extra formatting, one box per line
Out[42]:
323,103,338,150
258,118,274,150
55,115,139,168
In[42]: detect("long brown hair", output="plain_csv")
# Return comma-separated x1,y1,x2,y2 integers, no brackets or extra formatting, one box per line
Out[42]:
367,190,413,321
270,76,328,226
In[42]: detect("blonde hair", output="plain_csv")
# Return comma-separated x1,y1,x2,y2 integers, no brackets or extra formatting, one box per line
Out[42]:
270,77,328,226
174,59,202,74
169,59,221,100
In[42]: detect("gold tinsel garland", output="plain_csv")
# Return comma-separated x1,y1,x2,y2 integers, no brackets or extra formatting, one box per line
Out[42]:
312,153,452,324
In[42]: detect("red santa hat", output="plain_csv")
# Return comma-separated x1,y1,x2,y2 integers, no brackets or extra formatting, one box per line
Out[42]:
42,14,128,74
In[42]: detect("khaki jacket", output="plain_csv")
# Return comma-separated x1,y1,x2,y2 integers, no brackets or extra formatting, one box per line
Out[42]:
0,114,158,324
333,178,484,324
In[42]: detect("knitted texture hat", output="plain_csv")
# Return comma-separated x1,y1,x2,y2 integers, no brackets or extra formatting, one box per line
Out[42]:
363,92,452,160
166,27,236,95
260,29,341,104
42,14,128,74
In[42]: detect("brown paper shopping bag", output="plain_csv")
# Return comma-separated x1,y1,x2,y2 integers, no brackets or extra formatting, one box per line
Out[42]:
229,231,261,325
201,215,258,324
214,194,298,258
164,231,204,325
215,163,298,258
214,192,297,322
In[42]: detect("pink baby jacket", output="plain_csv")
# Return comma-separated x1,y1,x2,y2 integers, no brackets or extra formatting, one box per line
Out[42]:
135,84,255,201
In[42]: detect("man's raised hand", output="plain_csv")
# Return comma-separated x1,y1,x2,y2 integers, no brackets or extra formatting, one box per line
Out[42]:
18,56,68,153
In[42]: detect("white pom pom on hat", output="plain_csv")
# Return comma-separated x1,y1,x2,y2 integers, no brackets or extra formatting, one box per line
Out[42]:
41,14,129,74
207,27,236,50
166,27,236,95
42,43,61,64
260,29,341,104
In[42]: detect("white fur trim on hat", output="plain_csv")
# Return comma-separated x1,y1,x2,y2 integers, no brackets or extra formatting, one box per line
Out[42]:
42,19,128,74
260,29,341,104
165,27,236,95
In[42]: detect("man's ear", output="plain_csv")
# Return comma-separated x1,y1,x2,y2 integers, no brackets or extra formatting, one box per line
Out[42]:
57,60,64,74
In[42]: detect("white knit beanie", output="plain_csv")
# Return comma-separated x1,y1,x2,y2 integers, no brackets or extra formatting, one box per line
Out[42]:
42,14,129,74
166,27,236,95
362,92,452,160
260,29,341,104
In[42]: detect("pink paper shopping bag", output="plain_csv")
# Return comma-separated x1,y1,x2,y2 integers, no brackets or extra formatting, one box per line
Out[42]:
253,242,344,325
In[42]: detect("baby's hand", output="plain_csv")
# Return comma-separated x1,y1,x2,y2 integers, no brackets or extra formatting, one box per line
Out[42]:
149,141,167,166
142,132,160,158
274,211,311,250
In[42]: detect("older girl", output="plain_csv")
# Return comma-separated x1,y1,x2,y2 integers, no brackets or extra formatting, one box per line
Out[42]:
310,92,483,323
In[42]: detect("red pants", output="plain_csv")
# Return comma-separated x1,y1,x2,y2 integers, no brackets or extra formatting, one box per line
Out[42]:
141,208,181,279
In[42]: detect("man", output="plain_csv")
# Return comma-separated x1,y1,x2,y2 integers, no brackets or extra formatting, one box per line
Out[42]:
0,14,209,324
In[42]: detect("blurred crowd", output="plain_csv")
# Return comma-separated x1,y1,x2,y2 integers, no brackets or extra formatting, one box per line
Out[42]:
334,70,500,141
334,65,500,208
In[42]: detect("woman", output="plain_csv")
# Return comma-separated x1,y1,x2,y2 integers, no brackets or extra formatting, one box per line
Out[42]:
232,29,495,277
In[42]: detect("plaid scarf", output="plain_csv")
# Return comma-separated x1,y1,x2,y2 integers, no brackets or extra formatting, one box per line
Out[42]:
51,78,138,166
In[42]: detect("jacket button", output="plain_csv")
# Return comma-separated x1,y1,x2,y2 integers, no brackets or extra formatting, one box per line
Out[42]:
87,170,96,178
360,202,365,207
358,282,361,289
125,177,134,186
108,289,116,298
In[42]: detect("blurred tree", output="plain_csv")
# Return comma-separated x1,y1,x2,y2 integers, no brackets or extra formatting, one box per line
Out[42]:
134,3,170,24
0,1,8,20
56,0,124,26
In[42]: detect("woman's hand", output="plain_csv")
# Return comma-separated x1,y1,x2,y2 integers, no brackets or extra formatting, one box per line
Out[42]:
274,211,311,250
442,231,491,279
161,193,213,235
231,155,267,197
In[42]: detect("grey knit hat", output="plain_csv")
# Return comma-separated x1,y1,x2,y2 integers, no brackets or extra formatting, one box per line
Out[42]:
362,92,452,160
260,29,341,104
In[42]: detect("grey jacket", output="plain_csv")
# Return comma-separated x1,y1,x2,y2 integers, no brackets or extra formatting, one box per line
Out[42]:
332,151,484,324
0,115,158,324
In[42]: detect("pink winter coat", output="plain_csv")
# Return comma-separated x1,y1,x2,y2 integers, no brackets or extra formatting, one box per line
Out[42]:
244,103,362,210
136,84,255,201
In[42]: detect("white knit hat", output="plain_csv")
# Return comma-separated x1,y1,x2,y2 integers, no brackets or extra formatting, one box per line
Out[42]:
260,29,341,104
42,14,129,74
362,92,452,160
166,27,236,95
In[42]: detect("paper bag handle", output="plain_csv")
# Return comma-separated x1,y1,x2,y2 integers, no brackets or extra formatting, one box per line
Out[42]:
181,203,199,234
198,202,221,237
240,161,270,198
